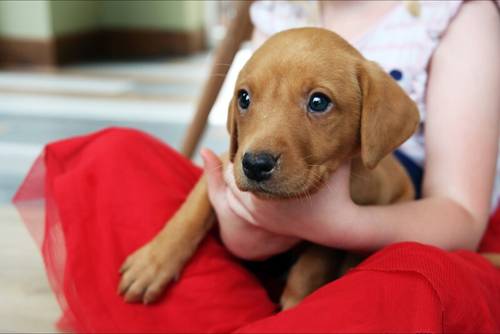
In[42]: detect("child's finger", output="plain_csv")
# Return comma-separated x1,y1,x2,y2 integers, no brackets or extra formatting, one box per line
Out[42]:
200,148,225,205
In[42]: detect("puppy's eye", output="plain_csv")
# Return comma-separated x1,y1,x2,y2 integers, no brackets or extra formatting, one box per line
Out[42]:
308,93,332,113
238,90,250,110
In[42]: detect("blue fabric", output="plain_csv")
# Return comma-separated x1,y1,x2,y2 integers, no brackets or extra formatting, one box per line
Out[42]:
389,69,403,81
394,150,423,199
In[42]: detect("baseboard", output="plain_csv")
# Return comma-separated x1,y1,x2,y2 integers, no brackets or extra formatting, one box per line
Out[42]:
99,28,206,59
0,28,206,67
0,38,56,67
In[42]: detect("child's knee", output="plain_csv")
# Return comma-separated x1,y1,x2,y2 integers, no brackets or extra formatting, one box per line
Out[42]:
87,127,166,163
358,242,461,290
93,127,147,151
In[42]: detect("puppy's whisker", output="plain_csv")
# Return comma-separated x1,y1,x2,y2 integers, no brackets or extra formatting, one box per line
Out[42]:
208,74,230,78
301,153,317,162
301,188,313,207
322,181,335,195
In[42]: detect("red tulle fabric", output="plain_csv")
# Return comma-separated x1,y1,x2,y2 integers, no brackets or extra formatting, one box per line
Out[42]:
13,127,500,333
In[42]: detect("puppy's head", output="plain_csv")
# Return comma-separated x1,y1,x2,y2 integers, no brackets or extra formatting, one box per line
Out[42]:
227,28,419,198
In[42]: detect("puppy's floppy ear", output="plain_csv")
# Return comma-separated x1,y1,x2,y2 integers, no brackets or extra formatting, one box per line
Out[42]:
226,98,238,162
358,61,420,169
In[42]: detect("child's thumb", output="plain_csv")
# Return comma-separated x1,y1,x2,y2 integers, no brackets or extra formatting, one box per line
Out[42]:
200,148,225,200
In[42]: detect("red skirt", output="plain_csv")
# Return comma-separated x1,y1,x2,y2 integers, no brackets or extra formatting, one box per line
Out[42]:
13,127,500,333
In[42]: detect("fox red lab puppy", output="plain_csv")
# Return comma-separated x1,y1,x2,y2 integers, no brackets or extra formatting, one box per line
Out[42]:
118,27,449,309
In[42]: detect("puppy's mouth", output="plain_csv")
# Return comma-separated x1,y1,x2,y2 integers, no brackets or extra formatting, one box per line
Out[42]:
236,165,330,200
238,181,290,199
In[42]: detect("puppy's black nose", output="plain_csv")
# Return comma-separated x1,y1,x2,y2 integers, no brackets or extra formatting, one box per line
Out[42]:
242,152,277,182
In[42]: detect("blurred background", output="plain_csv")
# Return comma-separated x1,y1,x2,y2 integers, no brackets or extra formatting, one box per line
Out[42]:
0,0,249,331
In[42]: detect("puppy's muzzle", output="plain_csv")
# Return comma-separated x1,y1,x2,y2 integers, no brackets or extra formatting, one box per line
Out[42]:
242,152,278,182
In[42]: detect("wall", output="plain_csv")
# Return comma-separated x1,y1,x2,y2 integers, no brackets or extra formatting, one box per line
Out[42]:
0,0,52,39
50,0,99,37
0,0,207,65
0,0,205,39
99,0,204,32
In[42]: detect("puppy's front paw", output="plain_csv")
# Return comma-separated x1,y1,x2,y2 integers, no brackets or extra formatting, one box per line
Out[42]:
118,240,182,304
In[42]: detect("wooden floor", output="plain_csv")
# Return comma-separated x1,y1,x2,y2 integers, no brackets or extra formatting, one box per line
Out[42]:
0,204,60,332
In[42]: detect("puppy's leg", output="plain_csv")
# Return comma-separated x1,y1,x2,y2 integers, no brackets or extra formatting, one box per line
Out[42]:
280,156,416,310
118,176,214,304
480,252,500,268
280,244,342,310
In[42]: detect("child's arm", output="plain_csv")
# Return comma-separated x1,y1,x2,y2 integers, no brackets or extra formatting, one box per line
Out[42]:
328,1,500,252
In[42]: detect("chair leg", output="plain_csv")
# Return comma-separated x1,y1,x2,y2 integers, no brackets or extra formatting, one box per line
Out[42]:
181,1,254,159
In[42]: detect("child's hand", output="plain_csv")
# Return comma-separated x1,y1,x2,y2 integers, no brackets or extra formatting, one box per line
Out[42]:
201,149,300,260
201,148,359,258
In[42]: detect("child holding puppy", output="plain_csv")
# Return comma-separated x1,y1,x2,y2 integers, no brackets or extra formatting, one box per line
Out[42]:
204,0,500,259
15,0,500,332
201,0,500,330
